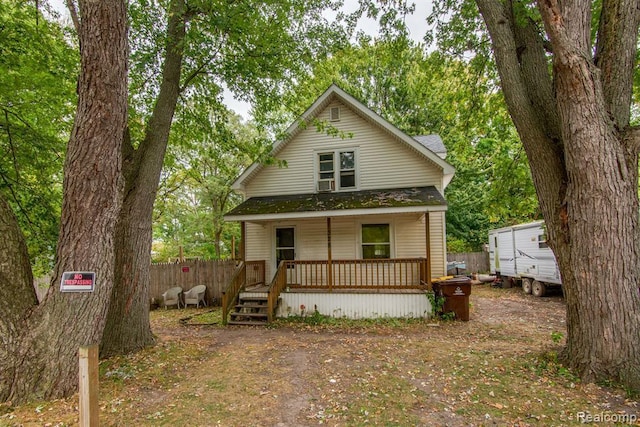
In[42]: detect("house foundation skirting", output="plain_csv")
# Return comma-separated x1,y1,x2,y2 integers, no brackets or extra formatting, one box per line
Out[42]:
275,292,433,319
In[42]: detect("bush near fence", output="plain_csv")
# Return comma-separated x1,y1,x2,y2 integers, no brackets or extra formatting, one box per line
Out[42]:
447,252,489,275
150,259,237,307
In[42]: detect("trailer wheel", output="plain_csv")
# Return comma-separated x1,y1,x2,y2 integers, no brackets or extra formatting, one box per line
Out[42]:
532,280,546,297
522,278,533,294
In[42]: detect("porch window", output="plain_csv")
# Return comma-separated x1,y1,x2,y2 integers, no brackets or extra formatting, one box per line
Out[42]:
362,224,390,259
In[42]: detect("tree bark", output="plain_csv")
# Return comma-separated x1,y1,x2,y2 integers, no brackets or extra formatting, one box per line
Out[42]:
0,195,36,402
100,0,186,357
476,0,640,390
0,0,128,403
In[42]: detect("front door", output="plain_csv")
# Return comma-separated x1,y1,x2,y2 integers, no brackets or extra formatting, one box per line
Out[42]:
275,227,295,269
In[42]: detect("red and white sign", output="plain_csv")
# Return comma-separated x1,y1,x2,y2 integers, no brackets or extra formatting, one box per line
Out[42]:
60,271,96,292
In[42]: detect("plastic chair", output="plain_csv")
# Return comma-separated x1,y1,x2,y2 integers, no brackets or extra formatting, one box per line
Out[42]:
183,285,207,308
162,286,183,309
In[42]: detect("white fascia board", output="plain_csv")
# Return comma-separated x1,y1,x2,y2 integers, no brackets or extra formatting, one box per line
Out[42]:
224,204,448,223
443,173,454,190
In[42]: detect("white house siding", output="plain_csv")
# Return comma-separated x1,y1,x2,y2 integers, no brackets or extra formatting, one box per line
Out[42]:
244,100,443,198
430,211,447,277
276,292,432,319
245,213,446,282
245,222,270,275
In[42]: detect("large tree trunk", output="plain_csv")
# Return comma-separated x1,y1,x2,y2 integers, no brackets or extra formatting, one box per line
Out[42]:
476,0,640,390
0,196,37,402
100,0,186,357
0,0,128,403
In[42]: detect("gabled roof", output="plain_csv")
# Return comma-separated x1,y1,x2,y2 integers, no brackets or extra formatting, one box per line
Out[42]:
224,186,447,222
232,84,455,191
413,135,447,159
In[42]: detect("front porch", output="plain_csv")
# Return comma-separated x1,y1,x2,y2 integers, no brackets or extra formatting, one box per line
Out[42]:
222,258,433,325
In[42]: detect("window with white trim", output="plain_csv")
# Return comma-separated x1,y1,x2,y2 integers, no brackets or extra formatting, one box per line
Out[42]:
538,234,548,249
316,150,356,191
339,151,355,188
362,224,391,259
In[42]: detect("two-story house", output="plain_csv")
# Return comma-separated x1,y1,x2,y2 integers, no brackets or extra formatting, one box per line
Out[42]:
222,84,455,324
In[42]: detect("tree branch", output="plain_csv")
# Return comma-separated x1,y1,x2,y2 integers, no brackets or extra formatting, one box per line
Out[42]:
511,2,562,146
476,0,568,239
65,0,80,34
594,0,640,127
180,59,213,93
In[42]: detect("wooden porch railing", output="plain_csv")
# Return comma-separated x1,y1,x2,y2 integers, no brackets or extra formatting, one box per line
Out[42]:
267,261,288,323
245,260,266,287
283,258,429,290
222,262,246,325
226,258,428,325
221,260,265,325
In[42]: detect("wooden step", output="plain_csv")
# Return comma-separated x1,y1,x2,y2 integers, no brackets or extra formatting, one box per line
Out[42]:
225,292,273,326
230,311,268,318
235,303,267,309
239,296,268,302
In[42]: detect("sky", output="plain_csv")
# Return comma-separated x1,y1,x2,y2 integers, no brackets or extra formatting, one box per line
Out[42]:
48,1,433,119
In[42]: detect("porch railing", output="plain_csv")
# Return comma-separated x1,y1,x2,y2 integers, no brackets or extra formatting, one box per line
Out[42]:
267,261,288,323
282,258,429,290
229,258,429,324
222,260,265,325
222,261,245,325
245,260,266,287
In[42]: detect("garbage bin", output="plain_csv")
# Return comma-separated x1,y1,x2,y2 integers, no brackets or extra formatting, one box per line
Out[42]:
433,277,472,321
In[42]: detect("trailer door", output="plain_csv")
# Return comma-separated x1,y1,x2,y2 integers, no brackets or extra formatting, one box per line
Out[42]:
497,230,516,277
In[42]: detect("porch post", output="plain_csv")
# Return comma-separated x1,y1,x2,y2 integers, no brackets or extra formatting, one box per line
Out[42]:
240,221,246,261
327,217,333,292
231,236,236,260
425,212,432,288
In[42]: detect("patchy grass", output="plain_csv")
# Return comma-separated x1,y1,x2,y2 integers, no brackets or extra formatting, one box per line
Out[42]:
2,284,639,426
181,308,225,326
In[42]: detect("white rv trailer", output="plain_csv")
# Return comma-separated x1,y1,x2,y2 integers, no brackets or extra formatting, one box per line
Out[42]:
488,221,562,297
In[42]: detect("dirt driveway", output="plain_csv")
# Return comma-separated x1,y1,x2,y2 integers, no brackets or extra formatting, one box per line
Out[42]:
3,284,638,426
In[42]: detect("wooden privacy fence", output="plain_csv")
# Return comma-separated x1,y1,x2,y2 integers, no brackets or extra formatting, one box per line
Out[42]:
150,259,237,306
447,252,490,274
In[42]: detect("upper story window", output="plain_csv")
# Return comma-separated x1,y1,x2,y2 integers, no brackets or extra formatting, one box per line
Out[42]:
330,107,341,121
339,151,355,188
317,149,357,191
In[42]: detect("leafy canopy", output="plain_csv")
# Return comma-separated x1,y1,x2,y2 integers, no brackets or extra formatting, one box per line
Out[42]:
0,1,78,275
280,34,538,251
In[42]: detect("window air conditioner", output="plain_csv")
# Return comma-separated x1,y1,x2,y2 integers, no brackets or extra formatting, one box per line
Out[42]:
317,179,335,192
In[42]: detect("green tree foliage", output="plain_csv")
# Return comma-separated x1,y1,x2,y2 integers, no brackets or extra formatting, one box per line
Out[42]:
0,1,78,276
280,35,538,251
431,0,640,391
125,0,350,262
99,0,354,357
153,111,269,261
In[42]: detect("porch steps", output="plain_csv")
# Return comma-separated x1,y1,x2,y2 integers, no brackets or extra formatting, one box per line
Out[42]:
228,294,269,326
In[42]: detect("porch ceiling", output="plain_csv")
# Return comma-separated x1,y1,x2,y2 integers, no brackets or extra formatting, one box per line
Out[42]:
224,186,446,222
